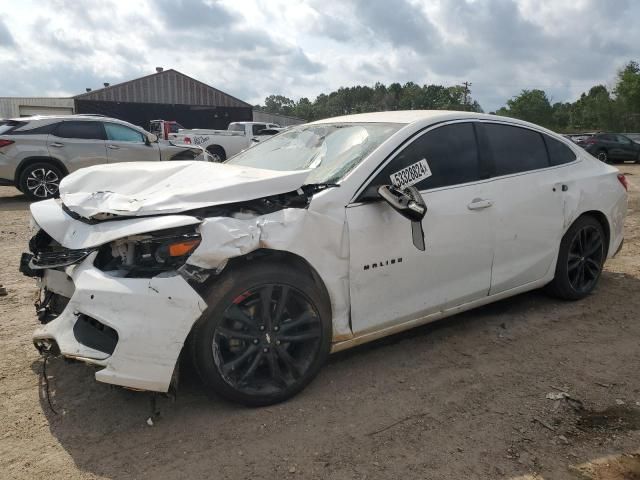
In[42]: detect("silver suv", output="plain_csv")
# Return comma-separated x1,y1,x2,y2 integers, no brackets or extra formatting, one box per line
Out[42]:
0,115,202,200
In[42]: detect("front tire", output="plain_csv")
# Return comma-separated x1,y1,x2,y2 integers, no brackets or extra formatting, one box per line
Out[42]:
190,260,332,406
18,162,64,201
546,215,606,300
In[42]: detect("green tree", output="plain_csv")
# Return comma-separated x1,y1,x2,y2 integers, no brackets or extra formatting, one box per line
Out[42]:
614,61,640,130
572,85,615,131
496,89,553,127
263,95,295,115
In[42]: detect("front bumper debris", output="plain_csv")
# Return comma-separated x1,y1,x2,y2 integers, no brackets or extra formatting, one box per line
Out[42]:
20,252,41,278
32,252,207,392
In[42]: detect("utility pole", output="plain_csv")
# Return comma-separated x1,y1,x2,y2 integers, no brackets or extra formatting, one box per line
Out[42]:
462,81,472,109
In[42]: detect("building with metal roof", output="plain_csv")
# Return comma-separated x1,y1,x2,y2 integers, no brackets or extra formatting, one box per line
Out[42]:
73,68,253,130
1,68,306,129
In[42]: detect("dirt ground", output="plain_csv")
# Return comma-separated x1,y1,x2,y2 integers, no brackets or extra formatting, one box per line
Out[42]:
1,165,639,480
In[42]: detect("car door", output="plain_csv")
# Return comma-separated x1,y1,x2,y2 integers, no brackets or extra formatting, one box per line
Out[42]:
103,122,160,163
600,134,624,161
478,123,569,295
47,121,107,173
347,122,494,335
615,135,637,161
249,123,268,145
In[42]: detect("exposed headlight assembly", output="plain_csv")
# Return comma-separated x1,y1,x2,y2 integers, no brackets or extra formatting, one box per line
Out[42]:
96,227,201,278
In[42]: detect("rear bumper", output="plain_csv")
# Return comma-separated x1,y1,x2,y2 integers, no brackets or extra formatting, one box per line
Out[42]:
33,253,207,392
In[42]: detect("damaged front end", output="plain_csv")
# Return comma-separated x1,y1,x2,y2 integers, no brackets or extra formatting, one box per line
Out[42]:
23,220,208,392
22,179,350,393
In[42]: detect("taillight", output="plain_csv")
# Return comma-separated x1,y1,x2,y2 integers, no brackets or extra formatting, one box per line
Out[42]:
183,137,191,144
0,139,14,148
617,174,628,191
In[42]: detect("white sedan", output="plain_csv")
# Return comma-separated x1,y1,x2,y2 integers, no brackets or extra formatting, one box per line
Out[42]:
22,111,628,406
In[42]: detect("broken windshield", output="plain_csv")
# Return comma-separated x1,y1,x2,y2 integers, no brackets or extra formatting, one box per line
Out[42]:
226,123,402,184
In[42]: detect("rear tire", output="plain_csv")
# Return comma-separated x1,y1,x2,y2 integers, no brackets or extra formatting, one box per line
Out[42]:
546,215,606,300
206,145,226,162
596,149,608,163
18,162,64,201
190,260,332,406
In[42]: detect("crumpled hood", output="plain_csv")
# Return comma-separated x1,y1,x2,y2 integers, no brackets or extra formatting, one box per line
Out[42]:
59,161,311,219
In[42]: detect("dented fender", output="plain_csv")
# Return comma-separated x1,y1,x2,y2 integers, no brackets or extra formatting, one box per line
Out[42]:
188,207,353,340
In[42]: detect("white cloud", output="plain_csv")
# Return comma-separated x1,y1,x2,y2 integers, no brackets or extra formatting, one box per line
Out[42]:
0,0,638,111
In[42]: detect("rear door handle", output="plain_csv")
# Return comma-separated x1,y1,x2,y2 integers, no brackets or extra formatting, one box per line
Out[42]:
107,144,120,150
467,198,493,210
50,142,64,148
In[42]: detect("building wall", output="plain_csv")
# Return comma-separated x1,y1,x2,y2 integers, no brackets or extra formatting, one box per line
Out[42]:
75,100,252,130
0,97,74,118
252,110,305,127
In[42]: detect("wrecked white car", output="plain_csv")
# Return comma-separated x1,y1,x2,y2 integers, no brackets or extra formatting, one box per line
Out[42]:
21,111,628,406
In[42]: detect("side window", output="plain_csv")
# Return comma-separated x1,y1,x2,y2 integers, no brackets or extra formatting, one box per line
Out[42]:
252,124,267,135
367,122,481,193
54,121,105,140
104,123,145,142
483,124,548,175
9,122,59,135
616,135,631,144
544,135,576,166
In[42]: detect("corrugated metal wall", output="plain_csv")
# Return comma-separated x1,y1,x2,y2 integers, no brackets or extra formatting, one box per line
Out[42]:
252,110,306,127
75,70,250,109
75,100,252,130
0,97,74,118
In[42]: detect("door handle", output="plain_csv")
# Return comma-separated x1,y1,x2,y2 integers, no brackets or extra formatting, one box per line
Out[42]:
107,144,120,150
50,142,64,148
467,198,493,210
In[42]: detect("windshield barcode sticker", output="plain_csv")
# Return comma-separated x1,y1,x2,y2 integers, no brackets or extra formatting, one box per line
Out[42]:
390,159,432,188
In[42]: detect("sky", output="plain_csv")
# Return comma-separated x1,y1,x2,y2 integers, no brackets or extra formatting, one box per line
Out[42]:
0,0,638,112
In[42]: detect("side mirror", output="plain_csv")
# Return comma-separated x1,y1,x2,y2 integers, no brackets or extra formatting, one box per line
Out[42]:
378,185,427,251
146,133,158,144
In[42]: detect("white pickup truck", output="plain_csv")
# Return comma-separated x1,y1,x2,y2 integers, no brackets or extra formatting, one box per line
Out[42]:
168,121,282,161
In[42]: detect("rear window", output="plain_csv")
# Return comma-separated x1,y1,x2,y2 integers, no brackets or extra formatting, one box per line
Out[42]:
54,121,105,140
228,123,244,132
0,120,26,135
483,124,549,175
544,136,576,166
252,124,267,135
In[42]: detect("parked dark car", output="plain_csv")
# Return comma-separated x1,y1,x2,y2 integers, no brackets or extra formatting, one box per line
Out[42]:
577,133,640,163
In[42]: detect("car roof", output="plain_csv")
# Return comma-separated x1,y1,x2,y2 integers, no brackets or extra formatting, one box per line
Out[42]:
309,110,544,128
308,110,570,141
8,114,107,121
9,115,149,133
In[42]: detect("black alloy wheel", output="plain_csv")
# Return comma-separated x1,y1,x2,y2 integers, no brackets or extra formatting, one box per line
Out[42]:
206,146,226,162
214,284,323,397
596,150,608,162
546,215,606,300
566,224,604,294
191,261,332,406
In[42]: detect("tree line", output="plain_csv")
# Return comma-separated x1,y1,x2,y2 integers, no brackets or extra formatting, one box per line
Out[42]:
255,82,482,123
256,61,640,132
